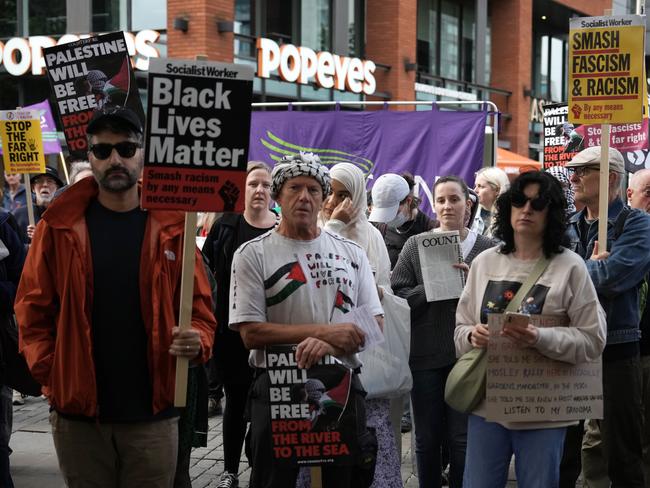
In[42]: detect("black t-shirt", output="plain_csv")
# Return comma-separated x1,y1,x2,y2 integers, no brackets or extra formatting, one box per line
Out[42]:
86,199,153,422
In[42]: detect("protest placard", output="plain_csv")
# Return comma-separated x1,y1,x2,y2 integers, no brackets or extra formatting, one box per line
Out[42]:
416,230,464,302
568,15,645,124
266,344,357,467
141,58,254,212
543,102,648,169
0,109,46,174
43,31,145,159
485,314,603,422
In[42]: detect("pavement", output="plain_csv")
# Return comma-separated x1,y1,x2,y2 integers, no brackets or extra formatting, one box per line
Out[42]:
10,395,537,487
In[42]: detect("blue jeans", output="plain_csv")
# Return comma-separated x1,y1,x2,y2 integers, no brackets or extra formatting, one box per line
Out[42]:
411,367,467,488
464,415,566,488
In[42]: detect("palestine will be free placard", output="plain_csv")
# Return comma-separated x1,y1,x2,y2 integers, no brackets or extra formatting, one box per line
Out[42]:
142,58,254,212
568,15,645,124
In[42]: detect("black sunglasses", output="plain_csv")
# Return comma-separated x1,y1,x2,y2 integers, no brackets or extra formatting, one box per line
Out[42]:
511,192,549,211
89,141,141,160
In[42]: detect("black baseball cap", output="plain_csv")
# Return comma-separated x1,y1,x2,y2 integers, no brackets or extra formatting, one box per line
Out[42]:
86,107,143,135
30,166,64,188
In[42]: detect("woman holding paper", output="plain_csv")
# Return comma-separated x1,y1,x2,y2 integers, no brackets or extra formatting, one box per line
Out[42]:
391,176,494,488
307,162,402,488
454,171,606,488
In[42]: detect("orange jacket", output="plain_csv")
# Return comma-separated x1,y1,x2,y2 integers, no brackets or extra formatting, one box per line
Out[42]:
15,178,216,417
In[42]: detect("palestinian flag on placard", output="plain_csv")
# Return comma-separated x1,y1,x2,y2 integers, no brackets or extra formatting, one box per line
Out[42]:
105,57,130,98
265,261,307,306
334,289,354,313
323,369,352,424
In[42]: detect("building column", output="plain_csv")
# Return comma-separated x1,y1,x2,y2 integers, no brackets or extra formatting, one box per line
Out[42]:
167,0,234,62
365,0,417,107
490,0,533,155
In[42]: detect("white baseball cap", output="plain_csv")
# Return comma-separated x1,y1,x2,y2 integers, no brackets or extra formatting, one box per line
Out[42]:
368,174,410,223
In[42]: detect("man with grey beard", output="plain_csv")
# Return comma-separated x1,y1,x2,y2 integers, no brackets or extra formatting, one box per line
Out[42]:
13,166,63,243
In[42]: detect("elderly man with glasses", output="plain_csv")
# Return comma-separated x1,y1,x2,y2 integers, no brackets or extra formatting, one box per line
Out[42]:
559,146,650,488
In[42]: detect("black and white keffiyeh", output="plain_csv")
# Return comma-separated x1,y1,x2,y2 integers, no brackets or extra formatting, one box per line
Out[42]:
270,152,331,199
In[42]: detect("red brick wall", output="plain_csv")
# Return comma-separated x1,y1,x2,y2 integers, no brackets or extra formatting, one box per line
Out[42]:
365,0,417,109
490,0,533,155
167,0,234,61
554,0,612,16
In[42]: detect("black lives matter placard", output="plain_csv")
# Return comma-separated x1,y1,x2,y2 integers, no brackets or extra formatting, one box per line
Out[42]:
141,59,253,212
43,32,145,159
266,345,357,467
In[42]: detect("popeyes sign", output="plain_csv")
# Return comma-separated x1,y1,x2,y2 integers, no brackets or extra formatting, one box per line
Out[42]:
0,29,160,77
257,38,376,95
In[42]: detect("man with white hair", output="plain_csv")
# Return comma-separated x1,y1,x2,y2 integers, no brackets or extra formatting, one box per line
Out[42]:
559,147,650,487
229,152,383,488
13,166,64,242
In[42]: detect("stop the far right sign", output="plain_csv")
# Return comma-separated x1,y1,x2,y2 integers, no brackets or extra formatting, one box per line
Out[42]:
568,15,645,125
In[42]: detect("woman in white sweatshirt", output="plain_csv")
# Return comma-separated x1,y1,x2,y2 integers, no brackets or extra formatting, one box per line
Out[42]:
454,171,606,488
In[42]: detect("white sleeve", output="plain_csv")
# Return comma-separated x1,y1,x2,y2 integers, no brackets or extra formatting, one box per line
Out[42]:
454,254,483,357
228,244,267,329
534,258,607,364
354,248,384,317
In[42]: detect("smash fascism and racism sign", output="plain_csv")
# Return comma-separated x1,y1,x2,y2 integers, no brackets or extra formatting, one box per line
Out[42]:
266,345,357,467
141,59,253,212
0,109,46,173
43,31,145,159
486,314,603,422
543,102,648,169
568,15,645,124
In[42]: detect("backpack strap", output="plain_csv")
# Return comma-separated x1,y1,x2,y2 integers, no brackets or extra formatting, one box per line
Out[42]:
612,207,631,241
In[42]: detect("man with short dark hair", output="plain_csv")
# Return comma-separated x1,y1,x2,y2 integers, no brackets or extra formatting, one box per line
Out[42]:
15,107,216,488
560,146,650,488
230,152,383,488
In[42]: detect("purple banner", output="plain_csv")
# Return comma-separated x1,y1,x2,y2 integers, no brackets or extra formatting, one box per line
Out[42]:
0,100,61,155
249,108,488,215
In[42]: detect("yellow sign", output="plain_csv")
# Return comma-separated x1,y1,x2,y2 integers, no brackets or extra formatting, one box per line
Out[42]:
568,15,646,124
0,109,46,173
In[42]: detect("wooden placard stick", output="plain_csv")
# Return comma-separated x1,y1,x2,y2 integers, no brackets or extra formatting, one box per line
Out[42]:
59,152,70,184
598,124,610,253
173,211,198,407
310,467,323,488
24,175,35,228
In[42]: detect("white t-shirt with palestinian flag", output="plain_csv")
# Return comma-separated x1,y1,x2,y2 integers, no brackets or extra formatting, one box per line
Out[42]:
229,228,383,368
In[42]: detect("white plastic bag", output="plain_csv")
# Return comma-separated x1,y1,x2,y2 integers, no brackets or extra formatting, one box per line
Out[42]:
358,292,412,399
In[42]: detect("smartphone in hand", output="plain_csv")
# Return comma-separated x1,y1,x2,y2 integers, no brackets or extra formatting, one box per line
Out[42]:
504,311,530,329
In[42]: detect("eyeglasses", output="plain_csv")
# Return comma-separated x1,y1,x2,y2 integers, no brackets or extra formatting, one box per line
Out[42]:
568,166,599,178
89,141,141,160
511,192,549,211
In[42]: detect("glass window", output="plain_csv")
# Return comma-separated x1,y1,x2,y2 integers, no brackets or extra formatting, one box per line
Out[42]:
347,0,363,57
266,0,293,43
92,0,126,32
235,0,255,58
301,0,330,51
461,2,474,82
416,0,438,74
440,0,459,79
132,0,166,31
550,37,563,101
0,0,18,37
29,0,66,35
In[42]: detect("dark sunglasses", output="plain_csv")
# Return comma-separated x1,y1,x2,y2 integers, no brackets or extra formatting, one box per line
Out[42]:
89,141,141,159
511,192,549,211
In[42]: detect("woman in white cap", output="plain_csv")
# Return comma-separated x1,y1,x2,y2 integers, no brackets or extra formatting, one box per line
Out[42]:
472,167,510,236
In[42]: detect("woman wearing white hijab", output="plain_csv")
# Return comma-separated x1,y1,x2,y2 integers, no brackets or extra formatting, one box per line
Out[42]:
312,163,401,487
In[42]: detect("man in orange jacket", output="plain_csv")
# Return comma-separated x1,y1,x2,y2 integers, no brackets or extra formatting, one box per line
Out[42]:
15,107,216,488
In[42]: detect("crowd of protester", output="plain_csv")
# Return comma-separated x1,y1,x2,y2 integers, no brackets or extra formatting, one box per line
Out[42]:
1,106,649,488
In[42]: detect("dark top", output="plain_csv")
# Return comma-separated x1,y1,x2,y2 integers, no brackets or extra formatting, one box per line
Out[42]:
13,204,46,244
373,211,438,269
641,292,650,357
391,232,495,370
86,199,154,422
203,212,276,383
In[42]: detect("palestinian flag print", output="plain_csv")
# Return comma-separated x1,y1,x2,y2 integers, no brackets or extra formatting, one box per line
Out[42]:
265,261,308,306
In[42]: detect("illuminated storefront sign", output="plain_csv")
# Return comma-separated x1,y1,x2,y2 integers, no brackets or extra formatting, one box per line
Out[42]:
257,37,376,95
0,29,160,76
